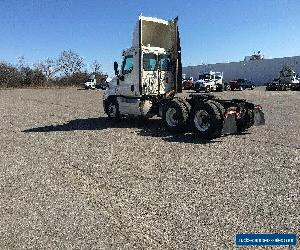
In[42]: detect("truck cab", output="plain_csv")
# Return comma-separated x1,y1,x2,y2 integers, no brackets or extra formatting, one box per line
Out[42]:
279,66,299,88
104,16,181,118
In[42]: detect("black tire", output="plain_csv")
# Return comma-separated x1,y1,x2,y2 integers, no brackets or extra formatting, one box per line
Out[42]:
205,86,210,93
238,109,254,132
104,97,120,120
207,100,225,137
207,100,226,118
174,97,192,114
162,99,189,133
208,100,226,137
194,84,200,92
191,101,223,139
216,85,223,92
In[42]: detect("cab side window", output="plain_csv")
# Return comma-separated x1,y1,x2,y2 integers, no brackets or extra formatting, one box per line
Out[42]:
159,54,171,71
143,53,157,71
122,55,133,75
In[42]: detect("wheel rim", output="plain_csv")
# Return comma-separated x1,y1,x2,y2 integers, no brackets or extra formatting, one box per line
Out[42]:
108,103,117,117
165,107,178,127
194,110,210,132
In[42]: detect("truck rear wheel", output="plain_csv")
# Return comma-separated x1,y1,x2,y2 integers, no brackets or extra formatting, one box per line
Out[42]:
191,101,223,139
163,99,189,133
207,100,225,118
217,85,224,92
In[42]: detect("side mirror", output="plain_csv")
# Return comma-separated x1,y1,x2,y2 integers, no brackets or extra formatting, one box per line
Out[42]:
114,61,119,76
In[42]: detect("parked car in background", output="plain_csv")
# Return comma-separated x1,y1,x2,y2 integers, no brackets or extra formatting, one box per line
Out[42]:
182,77,194,90
229,79,255,90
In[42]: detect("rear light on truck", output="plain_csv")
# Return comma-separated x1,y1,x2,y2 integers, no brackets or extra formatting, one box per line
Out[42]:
225,107,239,119
255,104,263,110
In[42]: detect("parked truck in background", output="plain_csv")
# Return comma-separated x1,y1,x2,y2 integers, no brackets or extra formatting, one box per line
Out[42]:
266,65,299,91
84,74,110,90
266,78,288,91
103,16,264,139
194,71,224,93
84,75,97,89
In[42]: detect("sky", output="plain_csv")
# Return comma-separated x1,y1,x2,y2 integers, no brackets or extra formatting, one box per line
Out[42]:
1,0,300,76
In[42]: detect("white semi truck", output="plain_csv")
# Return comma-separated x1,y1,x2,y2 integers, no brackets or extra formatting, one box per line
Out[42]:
84,75,96,89
266,65,300,91
194,71,224,92
103,16,264,139
280,66,299,90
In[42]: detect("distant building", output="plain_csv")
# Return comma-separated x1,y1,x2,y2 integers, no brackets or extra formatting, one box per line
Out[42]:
183,55,300,85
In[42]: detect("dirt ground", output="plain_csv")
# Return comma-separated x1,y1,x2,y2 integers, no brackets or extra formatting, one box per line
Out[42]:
0,87,299,249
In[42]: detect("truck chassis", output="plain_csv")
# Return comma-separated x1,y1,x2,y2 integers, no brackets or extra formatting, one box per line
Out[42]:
104,93,264,139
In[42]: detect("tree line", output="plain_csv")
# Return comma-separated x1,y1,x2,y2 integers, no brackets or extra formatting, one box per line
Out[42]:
0,50,105,88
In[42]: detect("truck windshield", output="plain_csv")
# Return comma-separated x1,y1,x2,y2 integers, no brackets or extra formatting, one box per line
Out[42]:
199,74,211,80
143,53,157,71
159,54,171,71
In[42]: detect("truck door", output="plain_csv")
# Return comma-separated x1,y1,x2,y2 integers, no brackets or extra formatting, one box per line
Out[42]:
117,54,138,97
142,53,159,95
158,54,173,94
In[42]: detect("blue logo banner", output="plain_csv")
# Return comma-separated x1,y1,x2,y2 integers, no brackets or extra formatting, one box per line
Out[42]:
236,233,296,246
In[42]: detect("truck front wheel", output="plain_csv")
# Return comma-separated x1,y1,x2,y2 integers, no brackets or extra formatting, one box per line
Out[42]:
105,97,120,120
191,102,223,139
163,99,189,133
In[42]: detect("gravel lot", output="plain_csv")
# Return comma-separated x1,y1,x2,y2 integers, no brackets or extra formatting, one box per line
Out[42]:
0,87,299,249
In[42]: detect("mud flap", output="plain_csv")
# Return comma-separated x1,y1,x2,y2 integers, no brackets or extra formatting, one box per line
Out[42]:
254,109,265,126
222,113,237,135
